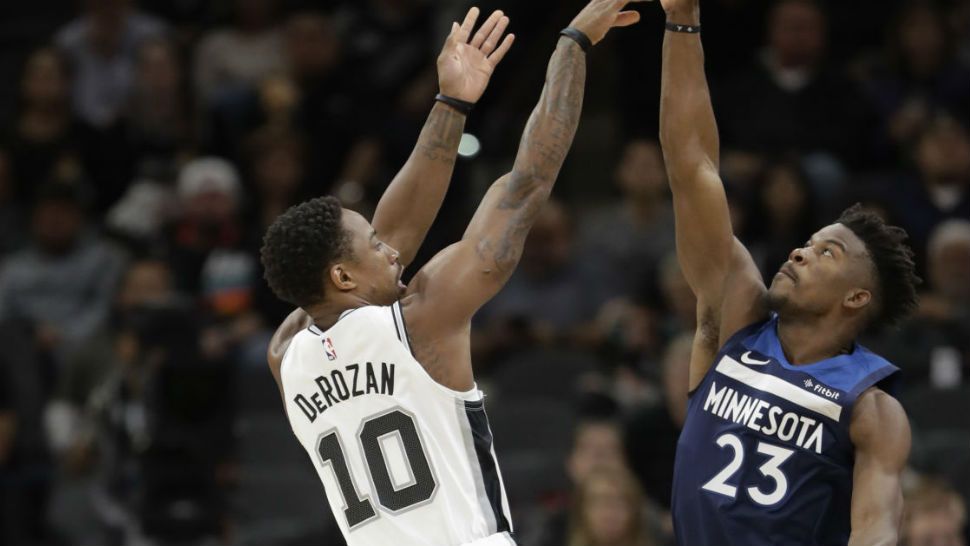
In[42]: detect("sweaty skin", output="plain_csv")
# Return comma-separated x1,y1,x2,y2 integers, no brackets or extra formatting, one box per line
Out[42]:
656,0,910,543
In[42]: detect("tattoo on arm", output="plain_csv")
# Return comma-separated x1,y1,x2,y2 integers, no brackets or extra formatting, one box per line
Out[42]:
487,38,586,272
415,105,465,164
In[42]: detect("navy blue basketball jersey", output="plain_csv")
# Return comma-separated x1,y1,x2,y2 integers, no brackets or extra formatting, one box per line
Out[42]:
671,314,898,546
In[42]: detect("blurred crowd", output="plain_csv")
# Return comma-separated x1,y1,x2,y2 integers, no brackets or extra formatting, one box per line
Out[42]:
0,0,967,545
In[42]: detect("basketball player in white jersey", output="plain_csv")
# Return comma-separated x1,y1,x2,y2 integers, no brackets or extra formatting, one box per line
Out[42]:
259,3,644,545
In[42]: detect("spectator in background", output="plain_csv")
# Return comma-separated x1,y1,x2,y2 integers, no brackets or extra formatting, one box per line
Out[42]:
167,157,263,365
579,139,674,303
530,416,628,546
193,0,284,107
566,466,657,546
47,259,179,470
882,115,970,261
625,333,692,512
922,220,970,325
476,200,604,359
104,158,179,247
871,219,970,387
336,0,434,110
243,126,306,326
860,2,970,159
204,9,359,192
902,479,967,546
4,48,81,205
743,159,819,279
56,0,167,212
126,37,193,163
168,157,247,298
55,0,166,129
715,0,873,178
0,183,126,359
83,300,234,545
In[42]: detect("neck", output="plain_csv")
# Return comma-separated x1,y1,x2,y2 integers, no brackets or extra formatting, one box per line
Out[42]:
776,313,856,365
305,294,372,330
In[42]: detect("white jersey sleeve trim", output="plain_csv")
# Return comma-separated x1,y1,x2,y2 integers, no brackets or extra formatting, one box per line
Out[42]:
390,301,483,402
390,301,412,354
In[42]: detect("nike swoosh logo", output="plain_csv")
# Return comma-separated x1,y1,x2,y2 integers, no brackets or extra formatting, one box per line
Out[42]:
740,351,771,366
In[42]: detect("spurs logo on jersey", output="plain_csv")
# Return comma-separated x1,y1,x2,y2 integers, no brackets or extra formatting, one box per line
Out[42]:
280,302,514,546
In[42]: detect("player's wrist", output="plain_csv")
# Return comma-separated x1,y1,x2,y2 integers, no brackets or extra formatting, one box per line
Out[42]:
434,93,474,115
559,27,592,52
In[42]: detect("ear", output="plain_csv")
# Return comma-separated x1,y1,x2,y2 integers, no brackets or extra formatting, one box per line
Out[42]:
843,288,871,311
329,263,357,292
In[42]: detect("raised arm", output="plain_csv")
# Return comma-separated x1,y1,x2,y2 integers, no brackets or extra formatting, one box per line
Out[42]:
406,0,643,328
848,388,911,546
658,0,766,386
371,8,514,267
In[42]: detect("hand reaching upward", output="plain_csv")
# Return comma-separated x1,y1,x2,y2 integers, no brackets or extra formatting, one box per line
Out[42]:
437,7,515,104
569,0,647,45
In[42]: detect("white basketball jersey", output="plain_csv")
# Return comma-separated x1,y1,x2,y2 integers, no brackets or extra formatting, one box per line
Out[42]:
280,302,514,546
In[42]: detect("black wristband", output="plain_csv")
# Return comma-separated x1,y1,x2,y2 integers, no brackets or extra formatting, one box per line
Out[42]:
434,93,474,115
559,27,592,53
665,21,701,33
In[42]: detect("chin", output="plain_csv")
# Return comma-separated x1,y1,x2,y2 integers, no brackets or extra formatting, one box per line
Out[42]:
765,288,787,313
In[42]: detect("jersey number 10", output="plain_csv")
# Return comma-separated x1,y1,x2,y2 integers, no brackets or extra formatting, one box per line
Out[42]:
316,408,437,529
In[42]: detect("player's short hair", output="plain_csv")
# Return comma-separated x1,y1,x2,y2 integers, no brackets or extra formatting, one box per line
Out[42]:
836,203,920,328
261,196,351,308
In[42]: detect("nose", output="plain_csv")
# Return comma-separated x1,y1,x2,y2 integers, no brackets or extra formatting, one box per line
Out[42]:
789,247,806,264
387,245,400,263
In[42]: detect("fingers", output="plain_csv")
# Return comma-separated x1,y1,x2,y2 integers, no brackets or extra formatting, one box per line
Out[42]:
612,10,641,27
457,6,480,43
487,33,515,64
470,9,503,48
480,15,510,55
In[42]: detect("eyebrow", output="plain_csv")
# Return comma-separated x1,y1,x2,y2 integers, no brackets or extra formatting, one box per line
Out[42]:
823,238,847,252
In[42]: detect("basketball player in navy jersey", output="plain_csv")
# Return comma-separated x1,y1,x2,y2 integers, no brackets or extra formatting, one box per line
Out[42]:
656,0,920,544
260,3,645,545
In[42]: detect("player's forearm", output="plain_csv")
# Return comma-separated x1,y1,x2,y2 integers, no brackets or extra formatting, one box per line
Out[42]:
508,37,585,195
488,37,586,273
659,3,720,185
372,102,466,266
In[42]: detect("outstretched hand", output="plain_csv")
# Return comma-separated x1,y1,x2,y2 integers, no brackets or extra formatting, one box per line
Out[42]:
569,0,647,45
437,7,515,104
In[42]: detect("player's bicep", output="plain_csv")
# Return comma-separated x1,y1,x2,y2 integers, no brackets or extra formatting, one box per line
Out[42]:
848,390,911,544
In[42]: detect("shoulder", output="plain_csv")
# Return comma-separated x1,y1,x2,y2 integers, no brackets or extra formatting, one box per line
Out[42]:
850,388,911,462
267,308,313,376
